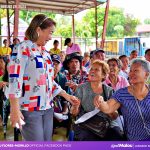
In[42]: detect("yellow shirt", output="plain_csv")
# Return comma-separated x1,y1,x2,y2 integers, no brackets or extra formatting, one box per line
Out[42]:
0,47,11,56
50,48,61,55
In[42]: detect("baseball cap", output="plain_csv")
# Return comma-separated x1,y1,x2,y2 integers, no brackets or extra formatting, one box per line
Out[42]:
51,54,61,63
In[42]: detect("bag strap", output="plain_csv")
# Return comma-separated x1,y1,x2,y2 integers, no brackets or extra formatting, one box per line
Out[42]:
102,84,107,101
81,84,107,114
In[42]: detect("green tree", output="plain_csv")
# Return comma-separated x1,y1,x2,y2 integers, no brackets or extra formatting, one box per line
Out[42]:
123,14,140,36
19,10,56,24
144,18,150,24
80,7,140,38
114,25,124,37
0,9,7,18
53,15,72,37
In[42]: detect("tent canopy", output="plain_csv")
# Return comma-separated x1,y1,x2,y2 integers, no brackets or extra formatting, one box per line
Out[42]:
0,0,107,15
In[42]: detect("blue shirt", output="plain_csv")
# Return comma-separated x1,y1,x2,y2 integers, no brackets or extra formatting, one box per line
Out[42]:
112,87,150,141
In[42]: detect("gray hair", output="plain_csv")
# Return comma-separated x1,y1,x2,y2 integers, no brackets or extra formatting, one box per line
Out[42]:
130,58,150,73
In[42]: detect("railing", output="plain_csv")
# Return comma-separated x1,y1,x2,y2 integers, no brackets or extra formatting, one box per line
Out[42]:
0,35,124,56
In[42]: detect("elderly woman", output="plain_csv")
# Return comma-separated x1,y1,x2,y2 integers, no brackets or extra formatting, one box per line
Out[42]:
94,59,150,141
71,60,123,141
8,14,79,141
104,58,129,91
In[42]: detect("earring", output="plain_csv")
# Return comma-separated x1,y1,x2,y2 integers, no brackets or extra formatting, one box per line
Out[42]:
37,32,39,38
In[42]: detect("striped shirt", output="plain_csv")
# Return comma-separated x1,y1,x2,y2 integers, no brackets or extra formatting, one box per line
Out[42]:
112,87,150,141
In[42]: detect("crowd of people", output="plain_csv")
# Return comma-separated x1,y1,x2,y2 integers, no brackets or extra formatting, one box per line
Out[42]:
0,14,150,141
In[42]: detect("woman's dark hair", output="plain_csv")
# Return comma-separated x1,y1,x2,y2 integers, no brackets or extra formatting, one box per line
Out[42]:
3,39,7,44
119,55,127,60
53,40,59,45
145,49,150,55
107,58,122,69
25,14,56,42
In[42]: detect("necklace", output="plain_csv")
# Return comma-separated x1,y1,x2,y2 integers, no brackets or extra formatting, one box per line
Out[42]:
132,85,150,136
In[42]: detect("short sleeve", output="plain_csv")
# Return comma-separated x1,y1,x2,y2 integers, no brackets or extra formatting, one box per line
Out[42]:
76,44,81,52
74,85,83,102
8,43,29,99
52,80,63,98
111,88,124,104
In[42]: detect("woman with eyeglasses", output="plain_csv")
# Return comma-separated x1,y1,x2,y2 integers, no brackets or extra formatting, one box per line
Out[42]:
8,14,80,141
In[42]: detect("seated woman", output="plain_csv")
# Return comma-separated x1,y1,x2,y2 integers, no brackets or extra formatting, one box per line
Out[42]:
94,59,150,141
71,60,124,141
104,58,129,91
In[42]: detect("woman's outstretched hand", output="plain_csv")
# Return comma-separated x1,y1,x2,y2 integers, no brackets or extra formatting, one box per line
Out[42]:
93,95,104,109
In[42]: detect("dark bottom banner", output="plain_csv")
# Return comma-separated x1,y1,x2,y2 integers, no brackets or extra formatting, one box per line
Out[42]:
0,141,150,150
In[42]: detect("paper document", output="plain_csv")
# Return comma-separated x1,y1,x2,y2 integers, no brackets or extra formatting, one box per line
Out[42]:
54,112,68,120
3,85,9,99
16,119,26,129
74,108,100,124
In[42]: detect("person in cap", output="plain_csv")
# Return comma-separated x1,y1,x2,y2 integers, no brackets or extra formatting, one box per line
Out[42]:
93,48,105,61
63,52,88,93
64,38,81,55
51,54,70,133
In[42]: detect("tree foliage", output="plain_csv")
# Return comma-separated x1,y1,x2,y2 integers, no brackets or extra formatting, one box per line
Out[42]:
123,14,140,36
81,7,140,38
0,7,140,38
144,18,150,24
19,10,55,24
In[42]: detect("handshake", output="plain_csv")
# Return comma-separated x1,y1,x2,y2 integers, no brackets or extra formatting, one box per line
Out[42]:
93,95,105,109
70,95,105,116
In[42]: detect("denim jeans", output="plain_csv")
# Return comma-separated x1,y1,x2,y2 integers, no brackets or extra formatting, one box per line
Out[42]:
21,108,54,141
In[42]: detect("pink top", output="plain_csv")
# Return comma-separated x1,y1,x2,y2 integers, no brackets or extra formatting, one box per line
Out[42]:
104,76,129,91
66,43,81,55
